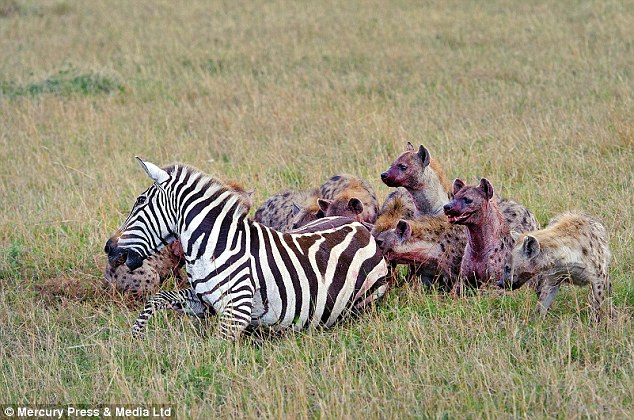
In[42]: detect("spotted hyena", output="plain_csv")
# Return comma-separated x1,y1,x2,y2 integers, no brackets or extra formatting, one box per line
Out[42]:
443,178,520,290
103,240,186,297
381,142,537,232
317,174,379,224
381,142,451,216
372,208,465,290
254,188,321,232
497,212,613,321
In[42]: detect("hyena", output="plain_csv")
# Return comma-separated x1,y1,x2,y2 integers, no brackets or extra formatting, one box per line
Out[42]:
381,142,538,232
443,178,534,289
497,212,613,321
372,208,465,290
317,174,380,224
104,180,253,296
381,142,451,216
254,188,321,232
103,240,186,297
379,187,420,221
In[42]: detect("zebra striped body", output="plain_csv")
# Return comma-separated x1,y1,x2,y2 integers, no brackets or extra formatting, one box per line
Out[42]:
106,161,389,339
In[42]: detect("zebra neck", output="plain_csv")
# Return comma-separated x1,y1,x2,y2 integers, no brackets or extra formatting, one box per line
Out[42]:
180,210,249,264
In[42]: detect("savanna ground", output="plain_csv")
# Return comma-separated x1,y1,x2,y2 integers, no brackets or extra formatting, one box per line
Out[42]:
0,0,632,417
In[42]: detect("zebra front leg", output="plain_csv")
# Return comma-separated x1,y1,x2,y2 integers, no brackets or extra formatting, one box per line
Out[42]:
132,288,209,338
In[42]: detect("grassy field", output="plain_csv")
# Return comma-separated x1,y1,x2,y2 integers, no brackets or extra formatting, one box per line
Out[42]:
1,0,632,417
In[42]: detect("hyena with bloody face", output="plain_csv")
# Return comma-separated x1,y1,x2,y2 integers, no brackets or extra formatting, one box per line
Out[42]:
497,212,613,321
443,178,536,290
372,212,466,290
317,174,380,224
381,142,451,216
104,181,254,297
381,142,537,232
253,188,322,232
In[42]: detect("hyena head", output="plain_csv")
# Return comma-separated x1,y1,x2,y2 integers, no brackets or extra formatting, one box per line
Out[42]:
497,232,541,290
317,196,366,222
372,220,412,255
443,178,494,226
381,142,431,188
291,202,324,229
105,158,178,271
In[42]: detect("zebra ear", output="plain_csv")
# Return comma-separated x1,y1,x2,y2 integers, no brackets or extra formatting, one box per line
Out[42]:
136,157,169,184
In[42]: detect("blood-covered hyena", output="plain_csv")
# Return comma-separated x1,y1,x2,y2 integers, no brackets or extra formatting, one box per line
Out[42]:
497,212,613,321
381,142,538,232
381,142,451,216
317,174,380,224
372,209,466,290
443,178,530,290
104,180,253,296
254,188,321,232
103,240,186,297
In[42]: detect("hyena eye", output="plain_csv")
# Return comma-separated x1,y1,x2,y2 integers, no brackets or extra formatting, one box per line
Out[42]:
136,196,147,206
463,198,472,204
505,265,511,273
398,164,407,171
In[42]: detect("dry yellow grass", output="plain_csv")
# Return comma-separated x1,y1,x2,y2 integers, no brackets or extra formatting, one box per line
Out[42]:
0,0,632,417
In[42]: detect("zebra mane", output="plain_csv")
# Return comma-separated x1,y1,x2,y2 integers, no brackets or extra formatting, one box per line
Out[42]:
165,163,249,215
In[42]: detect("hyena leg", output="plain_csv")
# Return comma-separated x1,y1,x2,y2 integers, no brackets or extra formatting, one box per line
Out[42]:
132,288,209,338
536,283,561,317
589,275,613,323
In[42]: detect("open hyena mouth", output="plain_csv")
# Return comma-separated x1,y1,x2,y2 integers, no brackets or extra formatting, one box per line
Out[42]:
447,211,474,224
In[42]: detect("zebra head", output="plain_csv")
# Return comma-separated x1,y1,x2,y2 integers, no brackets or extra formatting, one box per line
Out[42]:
105,157,178,270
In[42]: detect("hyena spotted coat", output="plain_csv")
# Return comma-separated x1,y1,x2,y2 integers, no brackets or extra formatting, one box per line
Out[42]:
381,142,538,232
498,212,613,321
103,240,186,296
372,214,466,290
253,188,321,232
317,174,380,224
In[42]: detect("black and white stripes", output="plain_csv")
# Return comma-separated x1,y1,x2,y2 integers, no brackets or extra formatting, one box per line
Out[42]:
106,159,388,339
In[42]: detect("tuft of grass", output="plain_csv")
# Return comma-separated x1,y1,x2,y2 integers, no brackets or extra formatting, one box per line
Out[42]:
0,68,124,98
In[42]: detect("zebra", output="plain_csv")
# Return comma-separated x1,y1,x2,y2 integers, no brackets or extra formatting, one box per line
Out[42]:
105,158,389,340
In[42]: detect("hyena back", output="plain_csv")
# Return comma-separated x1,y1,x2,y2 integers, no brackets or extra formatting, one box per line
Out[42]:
498,212,613,321
254,188,320,232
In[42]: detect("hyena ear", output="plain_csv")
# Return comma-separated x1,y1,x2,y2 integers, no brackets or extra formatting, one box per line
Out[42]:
348,197,364,215
291,202,302,216
522,235,540,258
478,178,494,200
317,199,332,213
406,141,415,152
417,145,431,167
510,230,521,242
452,178,465,195
136,157,169,184
396,219,412,242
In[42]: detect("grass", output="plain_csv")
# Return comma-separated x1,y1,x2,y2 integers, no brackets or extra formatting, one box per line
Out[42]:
0,0,632,417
